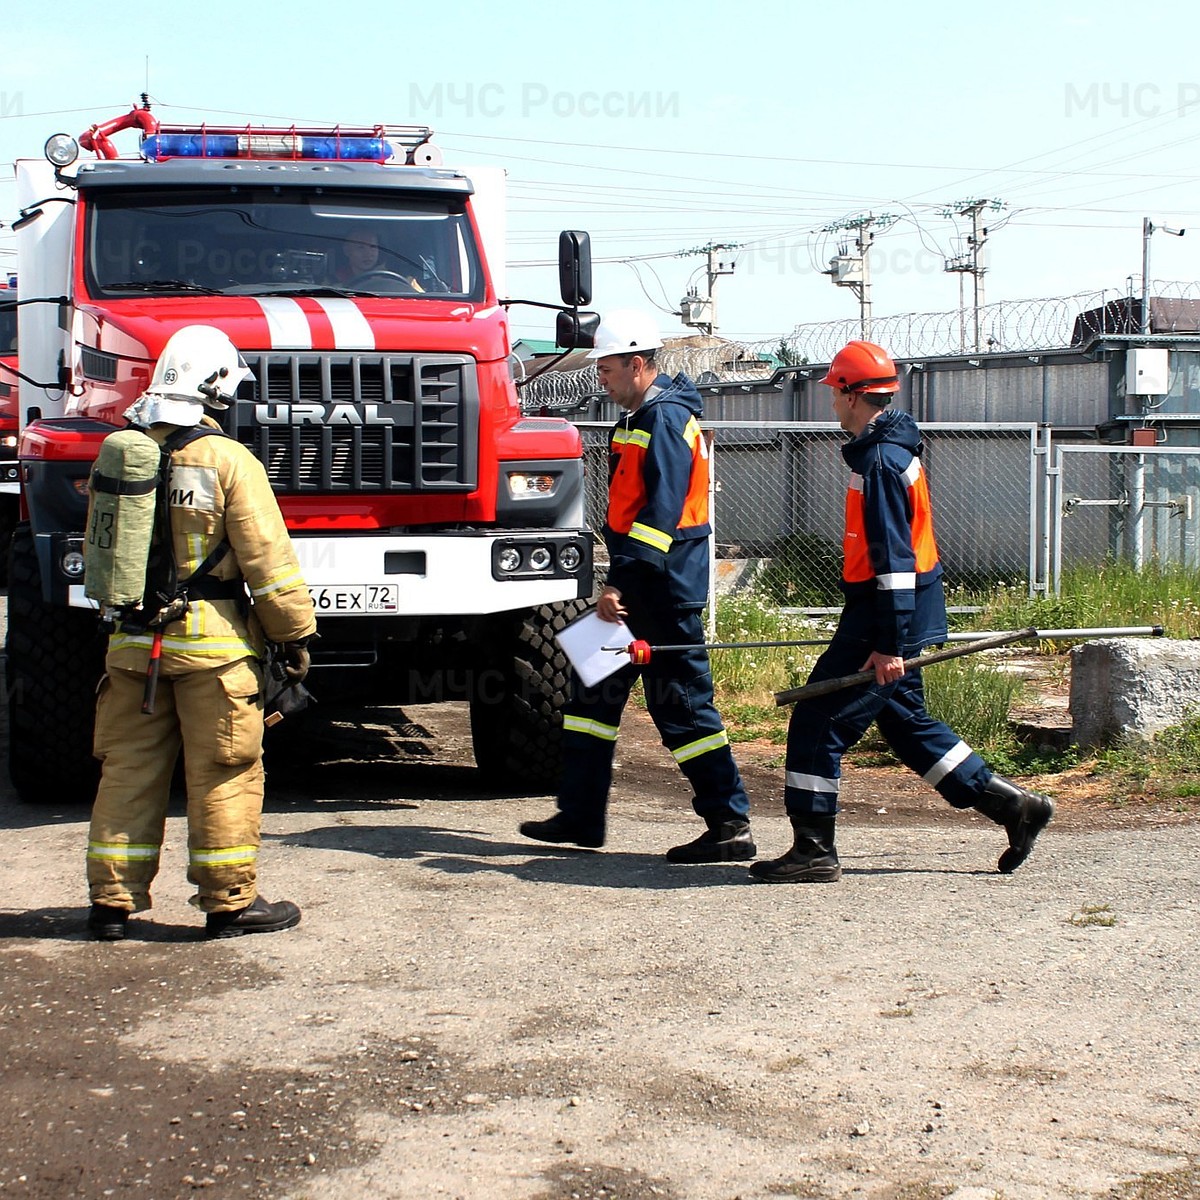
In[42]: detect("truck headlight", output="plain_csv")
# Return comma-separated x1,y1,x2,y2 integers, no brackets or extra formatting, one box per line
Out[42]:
497,547,522,573
558,544,582,572
506,471,558,499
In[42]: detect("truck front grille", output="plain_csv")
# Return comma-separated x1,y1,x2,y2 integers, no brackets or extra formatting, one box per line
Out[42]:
231,353,478,492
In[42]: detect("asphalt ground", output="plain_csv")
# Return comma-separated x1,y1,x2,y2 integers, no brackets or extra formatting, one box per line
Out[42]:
1,592,1198,1200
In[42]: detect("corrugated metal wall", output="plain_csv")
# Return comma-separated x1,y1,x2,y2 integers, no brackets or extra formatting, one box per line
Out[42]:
765,348,1116,427
573,339,1200,595
572,338,1200,432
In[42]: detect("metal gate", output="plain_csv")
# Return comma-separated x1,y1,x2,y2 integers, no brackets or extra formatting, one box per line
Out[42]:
1051,444,1200,591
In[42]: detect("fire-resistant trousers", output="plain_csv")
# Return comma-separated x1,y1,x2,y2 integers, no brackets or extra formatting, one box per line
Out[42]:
556,602,750,841
87,658,267,914
784,633,992,819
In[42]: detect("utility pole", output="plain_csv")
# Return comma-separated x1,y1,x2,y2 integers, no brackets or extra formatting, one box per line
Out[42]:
679,241,738,337
942,198,1003,352
821,214,895,340
1141,217,1185,334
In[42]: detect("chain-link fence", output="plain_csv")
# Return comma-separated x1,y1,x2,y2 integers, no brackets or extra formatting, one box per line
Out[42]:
577,422,1041,607
1052,445,1200,588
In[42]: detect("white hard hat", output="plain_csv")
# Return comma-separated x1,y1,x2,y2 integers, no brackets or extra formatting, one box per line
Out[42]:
586,309,664,360
144,324,252,411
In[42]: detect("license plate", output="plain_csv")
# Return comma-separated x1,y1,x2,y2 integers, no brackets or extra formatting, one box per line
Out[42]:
309,584,399,614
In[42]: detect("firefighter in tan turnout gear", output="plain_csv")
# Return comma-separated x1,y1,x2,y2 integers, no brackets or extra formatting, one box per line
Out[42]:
84,325,317,941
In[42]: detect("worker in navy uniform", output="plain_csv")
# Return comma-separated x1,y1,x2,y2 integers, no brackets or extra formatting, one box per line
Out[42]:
752,340,1054,882
520,310,754,861
84,325,317,939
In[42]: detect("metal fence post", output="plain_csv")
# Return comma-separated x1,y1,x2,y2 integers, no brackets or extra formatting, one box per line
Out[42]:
707,430,717,640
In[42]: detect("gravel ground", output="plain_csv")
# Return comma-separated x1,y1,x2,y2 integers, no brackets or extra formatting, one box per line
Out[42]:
1,628,1198,1199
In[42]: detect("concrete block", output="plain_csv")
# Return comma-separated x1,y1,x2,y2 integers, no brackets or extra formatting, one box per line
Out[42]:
1070,638,1200,747
713,557,760,595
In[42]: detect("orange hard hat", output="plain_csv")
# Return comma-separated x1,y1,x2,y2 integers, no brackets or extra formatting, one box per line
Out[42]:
820,340,900,395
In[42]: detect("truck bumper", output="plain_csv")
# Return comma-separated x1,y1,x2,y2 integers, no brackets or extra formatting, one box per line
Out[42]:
60,528,593,614
297,529,593,616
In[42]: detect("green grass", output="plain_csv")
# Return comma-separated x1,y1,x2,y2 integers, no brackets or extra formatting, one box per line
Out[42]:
711,563,1200,793
710,592,1032,761
1088,708,1200,804
923,654,1026,757
948,560,1200,641
709,594,825,717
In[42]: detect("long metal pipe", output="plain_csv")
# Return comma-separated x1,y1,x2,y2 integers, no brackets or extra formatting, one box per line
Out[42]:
944,624,1162,641
602,624,1164,657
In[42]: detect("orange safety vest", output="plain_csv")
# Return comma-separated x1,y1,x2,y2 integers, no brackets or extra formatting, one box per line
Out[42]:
842,456,940,586
607,411,709,551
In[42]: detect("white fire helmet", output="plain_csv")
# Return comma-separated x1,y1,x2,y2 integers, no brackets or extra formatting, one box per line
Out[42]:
144,325,252,411
586,309,664,360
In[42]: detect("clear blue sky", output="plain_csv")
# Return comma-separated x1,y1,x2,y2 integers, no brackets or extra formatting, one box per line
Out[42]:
4,0,1200,347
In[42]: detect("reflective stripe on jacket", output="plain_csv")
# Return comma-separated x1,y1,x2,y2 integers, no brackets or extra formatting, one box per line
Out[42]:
105,419,317,674
839,408,946,657
603,372,711,608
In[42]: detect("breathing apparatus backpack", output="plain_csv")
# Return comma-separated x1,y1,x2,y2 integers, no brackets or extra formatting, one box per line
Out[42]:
84,424,240,629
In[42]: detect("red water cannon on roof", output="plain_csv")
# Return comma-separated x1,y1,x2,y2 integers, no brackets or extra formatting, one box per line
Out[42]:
78,101,160,160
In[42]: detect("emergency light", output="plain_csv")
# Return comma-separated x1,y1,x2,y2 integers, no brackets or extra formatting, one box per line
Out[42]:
140,126,395,163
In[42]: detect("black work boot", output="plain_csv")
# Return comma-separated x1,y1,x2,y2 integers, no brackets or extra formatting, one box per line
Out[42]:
87,904,130,942
519,813,604,849
749,815,841,883
973,776,1055,873
205,896,301,939
666,820,756,863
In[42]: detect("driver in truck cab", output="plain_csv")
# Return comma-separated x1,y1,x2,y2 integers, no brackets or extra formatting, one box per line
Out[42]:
333,224,424,292
334,225,381,282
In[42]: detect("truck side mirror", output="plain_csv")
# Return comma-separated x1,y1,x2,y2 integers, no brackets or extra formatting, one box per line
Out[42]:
556,310,599,350
558,230,592,307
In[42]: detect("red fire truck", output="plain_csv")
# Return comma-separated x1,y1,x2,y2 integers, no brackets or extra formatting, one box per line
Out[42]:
8,104,596,804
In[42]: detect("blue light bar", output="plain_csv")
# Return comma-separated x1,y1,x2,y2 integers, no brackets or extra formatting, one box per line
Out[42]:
140,133,394,162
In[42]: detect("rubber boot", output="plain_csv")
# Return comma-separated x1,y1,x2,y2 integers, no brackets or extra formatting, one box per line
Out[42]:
749,815,841,883
519,813,604,849
973,776,1055,874
665,820,756,863
87,904,130,942
205,896,302,939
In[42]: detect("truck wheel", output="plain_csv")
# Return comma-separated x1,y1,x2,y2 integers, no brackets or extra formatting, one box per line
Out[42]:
0,499,18,586
470,598,589,793
6,525,106,804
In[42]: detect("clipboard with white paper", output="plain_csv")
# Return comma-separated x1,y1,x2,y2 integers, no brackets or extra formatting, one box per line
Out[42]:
555,611,633,688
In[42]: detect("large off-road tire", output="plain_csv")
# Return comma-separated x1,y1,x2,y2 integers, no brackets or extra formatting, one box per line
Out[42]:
0,498,18,587
6,525,107,804
469,598,590,794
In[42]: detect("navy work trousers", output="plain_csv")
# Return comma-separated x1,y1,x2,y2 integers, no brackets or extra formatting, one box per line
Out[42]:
556,602,749,841
784,632,992,818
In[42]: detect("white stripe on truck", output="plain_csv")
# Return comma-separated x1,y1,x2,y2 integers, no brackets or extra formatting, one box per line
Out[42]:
314,298,375,349
254,297,312,349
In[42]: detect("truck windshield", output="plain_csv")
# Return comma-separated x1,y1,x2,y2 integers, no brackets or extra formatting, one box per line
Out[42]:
84,187,485,301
